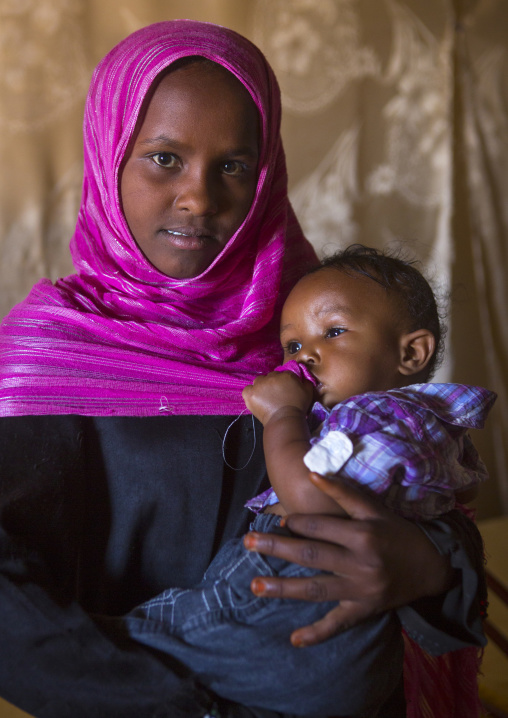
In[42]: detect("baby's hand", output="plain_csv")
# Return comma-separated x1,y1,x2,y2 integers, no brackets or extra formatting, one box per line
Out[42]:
242,371,314,426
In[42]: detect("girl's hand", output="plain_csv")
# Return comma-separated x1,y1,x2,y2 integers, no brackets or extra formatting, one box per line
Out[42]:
244,472,453,647
242,371,314,426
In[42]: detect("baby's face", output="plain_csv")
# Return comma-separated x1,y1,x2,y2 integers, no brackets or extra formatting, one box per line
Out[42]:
280,268,409,408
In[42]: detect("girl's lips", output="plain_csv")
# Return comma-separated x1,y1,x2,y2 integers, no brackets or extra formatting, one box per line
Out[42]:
161,228,215,250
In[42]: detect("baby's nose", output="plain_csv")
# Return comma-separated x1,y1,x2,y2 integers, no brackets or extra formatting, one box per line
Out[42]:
299,346,319,365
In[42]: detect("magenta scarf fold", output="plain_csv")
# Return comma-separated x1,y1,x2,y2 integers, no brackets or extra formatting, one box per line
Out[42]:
0,20,316,416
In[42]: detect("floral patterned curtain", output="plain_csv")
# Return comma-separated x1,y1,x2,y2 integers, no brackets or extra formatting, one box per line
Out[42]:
0,0,506,519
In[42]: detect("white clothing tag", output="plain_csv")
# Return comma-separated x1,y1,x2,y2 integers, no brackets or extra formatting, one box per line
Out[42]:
303,431,353,476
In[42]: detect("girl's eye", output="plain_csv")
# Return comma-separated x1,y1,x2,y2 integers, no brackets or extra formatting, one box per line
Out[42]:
222,160,246,176
285,341,302,355
325,327,345,338
151,153,178,168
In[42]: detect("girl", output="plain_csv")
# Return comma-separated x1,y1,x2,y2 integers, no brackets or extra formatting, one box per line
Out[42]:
0,21,486,718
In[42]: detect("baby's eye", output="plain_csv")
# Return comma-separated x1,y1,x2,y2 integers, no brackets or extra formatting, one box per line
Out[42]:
284,341,302,355
222,160,247,176
151,152,178,168
325,327,345,338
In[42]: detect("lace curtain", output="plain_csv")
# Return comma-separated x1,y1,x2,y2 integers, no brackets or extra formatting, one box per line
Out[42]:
0,0,506,519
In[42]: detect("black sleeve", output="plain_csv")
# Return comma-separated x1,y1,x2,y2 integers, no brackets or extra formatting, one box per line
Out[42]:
0,416,283,718
397,509,487,655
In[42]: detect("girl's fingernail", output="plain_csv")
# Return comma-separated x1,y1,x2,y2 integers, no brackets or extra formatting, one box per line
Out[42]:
291,634,305,648
279,517,286,527
243,533,258,550
251,578,267,595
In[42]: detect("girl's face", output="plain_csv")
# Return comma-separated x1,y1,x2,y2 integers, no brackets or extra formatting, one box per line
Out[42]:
120,61,259,278
280,269,409,408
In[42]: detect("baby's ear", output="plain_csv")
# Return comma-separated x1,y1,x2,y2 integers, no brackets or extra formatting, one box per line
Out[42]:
398,329,435,377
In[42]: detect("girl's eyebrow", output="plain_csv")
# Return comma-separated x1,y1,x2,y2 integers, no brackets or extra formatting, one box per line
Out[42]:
138,134,258,158
137,135,187,149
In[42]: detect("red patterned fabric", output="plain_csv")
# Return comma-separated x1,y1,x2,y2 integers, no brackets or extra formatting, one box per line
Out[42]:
404,504,484,718
403,633,482,718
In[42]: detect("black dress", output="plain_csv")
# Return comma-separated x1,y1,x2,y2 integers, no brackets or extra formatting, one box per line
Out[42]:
0,415,485,718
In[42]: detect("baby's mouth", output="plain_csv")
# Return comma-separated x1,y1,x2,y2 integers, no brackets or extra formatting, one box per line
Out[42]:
315,381,325,398
307,369,321,389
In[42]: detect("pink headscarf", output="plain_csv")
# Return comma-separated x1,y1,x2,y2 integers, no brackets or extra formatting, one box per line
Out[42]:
0,20,316,416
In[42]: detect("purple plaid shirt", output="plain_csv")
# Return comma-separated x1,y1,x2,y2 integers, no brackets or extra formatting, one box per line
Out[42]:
246,382,496,520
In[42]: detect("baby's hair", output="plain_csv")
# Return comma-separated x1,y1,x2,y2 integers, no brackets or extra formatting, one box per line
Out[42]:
309,244,446,380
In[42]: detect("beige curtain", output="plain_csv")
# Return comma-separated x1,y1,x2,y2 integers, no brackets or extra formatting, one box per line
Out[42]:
0,0,506,519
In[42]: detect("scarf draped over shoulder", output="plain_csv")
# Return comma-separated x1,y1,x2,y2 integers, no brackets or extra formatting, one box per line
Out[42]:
0,20,316,416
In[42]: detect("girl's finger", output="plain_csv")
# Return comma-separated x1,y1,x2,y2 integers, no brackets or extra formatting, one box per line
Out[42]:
249,573,357,603
244,531,350,573
307,473,391,521
290,601,371,647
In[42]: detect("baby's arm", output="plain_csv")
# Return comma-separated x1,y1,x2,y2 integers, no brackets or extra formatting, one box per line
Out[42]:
242,372,345,515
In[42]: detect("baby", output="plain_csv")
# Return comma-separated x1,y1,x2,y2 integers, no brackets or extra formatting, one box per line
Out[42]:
117,245,495,718
244,245,493,522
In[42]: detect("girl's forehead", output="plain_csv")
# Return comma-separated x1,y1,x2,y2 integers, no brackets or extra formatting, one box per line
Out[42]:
135,61,260,147
155,60,256,109
129,59,261,152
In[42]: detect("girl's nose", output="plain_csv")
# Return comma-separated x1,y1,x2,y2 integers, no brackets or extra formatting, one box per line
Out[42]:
174,168,219,217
